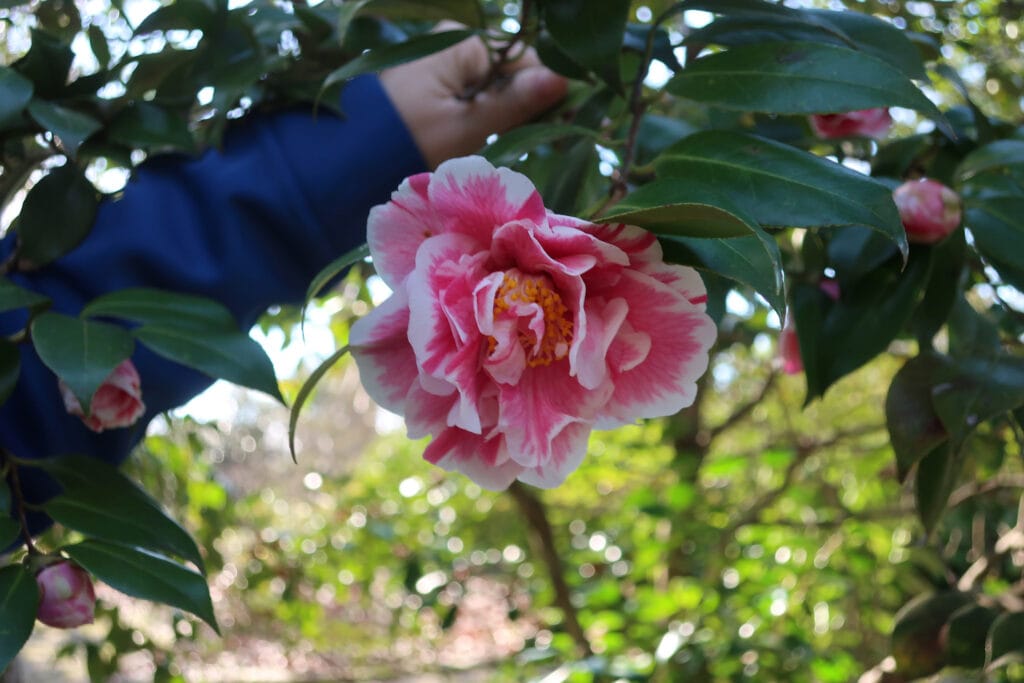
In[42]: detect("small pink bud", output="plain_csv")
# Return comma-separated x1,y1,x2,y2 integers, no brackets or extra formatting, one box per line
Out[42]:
893,179,962,245
60,359,146,432
779,321,803,375
36,561,96,629
809,108,892,140
819,279,841,302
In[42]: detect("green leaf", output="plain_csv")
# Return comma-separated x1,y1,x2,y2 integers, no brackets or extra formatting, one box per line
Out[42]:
13,30,74,99
947,297,1001,360
947,604,997,669
0,66,34,125
0,340,20,407
323,30,475,91
63,539,218,633
795,250,930,400
931,354,1024,453
666,42,948,135
343,0,483,28
305,245,370,303
654,130,908,257
133,0,216,34
27,99,102,157
0,278,50,315
965,197,1024,292
543,137,599,215
0,478,9,516
31,312,134,415
599,179,757,238
107,102,195,152
911,231,966,348
0,518,18,549
886,353,950,483
957,140,1024,182
659,235,784,315
0,565,39,673
86,24,111,69
289,346,349,463
134,326,282,403
36,454,205,571
82,288,238,331
892,591,973,679
914,444,960,533
987,612,1024,668
15,166,98,270
481,124,600,167
540,0,630,91
336,0,373,44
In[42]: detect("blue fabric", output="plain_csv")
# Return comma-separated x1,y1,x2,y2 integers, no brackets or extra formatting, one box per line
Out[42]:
0,75,426,539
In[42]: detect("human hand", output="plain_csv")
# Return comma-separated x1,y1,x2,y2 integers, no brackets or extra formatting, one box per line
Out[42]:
380,31,568,169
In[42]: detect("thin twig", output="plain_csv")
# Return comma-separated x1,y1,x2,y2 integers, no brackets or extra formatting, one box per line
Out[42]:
2,450,39,555
507,482,592,657
707,373,776,442
457,0,532,101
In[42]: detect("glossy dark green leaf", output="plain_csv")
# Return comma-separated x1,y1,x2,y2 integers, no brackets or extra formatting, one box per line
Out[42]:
107,102,194,152
915,444,960,534
0,564,39,673
599,179,757,238
134,0,216,34
63,539,218,633
0,340,20,407
86,24,111,69
965,197,1024,291
947,604,997,669
0,66,34,124
13,30,73,99
886,353,950,483
323,30,475,91
543,136,599,215
27,99,102,156
481,124,600,167
911,231,966,348
892,591,973,679
666,42,947,134
336,0,373,44
931,354,1024,453
305,245,370,304
540,0,630,91
15,166,98,270
828,227,900,287
0,517,18,549
957,140,1024,182
659,235,784,315
348,0,483,27
987,612,1024,667
873,134,932,178
947,297,1001,360
0,278,50,315
655,130,908,257
794,251,930,400
289,345,349,462
37,454,204,571
82,288,237,331
31,312,134,415
134,326,282,403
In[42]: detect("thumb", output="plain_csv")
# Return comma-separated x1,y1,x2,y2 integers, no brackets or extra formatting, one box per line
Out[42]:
472,66,568,136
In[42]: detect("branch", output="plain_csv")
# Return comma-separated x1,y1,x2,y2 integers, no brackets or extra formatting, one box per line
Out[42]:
948,473,1024,508
707,372,776,442
507,482,592,657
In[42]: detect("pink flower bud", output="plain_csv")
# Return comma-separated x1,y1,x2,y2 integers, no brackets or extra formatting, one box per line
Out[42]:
36,561,96,629
60,359,146,433
809,108,892,140
893,179,962,245
819,279,841,302
779,321,803,375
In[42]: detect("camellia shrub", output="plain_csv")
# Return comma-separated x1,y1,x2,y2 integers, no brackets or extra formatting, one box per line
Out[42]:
1,0,1023,680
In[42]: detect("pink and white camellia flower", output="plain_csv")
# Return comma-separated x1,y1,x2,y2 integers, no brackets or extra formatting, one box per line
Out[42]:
35,560,96,629
60,359,146,433
809,108,892,140
892,178,962,244
350,156,716,489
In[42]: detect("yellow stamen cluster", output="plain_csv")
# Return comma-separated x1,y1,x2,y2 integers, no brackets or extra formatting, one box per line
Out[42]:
489,272,573,367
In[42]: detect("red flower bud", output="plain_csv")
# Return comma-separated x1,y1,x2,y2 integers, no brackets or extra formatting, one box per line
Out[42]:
893,179,962,245
779,321,803,375
36,561,96,629
60,359,146,432
809,108,892,140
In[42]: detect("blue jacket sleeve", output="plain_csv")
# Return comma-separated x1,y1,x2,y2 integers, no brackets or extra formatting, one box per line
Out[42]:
0,75,426,538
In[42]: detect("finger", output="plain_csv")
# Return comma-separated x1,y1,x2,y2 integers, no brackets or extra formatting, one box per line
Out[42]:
469,64,568,135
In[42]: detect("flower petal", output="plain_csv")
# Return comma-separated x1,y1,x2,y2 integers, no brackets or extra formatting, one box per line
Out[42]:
349,290,419,416
424,428,524,491
515,421,592,489
367,173,436,288
429,157,547,241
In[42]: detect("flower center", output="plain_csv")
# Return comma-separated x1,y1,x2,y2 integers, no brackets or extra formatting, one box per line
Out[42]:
490,271,573,367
